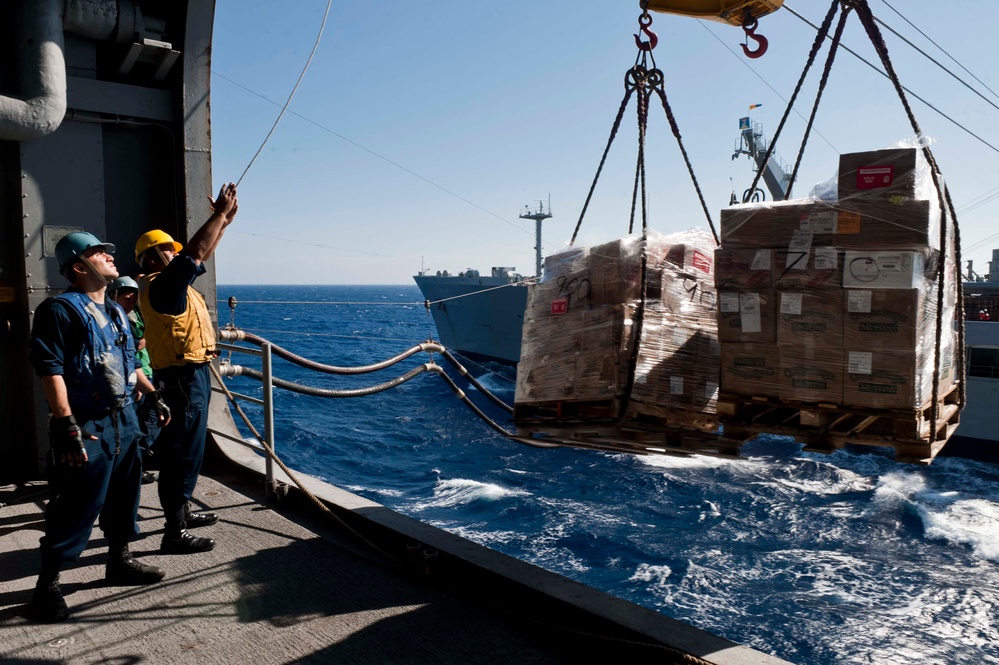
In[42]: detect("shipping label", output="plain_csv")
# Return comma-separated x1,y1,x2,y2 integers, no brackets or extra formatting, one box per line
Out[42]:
750,249,772,271
739,293,762,333
847,290,872,313
800,211,837,234
720,292,741,313
550,297,568,315
857,165,895,189
848,351,873,374
814,247,838,270
836,211,862,234
787,231,813,268
692,250,712,274
781,292,803,315
670,376,684,395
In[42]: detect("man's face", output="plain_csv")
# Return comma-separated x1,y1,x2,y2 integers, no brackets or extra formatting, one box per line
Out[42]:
157,243,177,264
113,289,138,313
80,246,119,281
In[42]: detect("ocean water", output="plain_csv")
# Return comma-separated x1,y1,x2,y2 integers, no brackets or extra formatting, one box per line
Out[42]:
217,284,999,665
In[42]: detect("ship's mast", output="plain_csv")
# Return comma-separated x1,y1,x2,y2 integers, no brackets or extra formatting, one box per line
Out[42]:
520,198,552,278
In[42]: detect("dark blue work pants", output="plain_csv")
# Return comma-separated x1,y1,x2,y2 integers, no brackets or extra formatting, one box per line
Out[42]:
40,405,142,566
153,362,210,533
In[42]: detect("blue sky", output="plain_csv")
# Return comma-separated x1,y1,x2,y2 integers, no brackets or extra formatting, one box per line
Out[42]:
209,1,999,285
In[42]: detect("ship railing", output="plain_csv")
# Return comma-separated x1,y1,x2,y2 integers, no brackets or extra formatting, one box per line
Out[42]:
211,341,277,496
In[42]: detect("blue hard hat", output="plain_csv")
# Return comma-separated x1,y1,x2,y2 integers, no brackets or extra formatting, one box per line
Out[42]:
55,232,115,270
107,276,139,293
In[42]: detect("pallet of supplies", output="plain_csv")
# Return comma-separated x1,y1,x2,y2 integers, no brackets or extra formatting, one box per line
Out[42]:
514,228,722,453
714,145,960,463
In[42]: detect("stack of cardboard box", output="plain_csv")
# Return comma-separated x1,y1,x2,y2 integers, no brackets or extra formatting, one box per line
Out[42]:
515,229,719,420
717,147,956,411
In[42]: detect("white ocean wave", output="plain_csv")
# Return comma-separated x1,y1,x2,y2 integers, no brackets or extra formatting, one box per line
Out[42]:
916,498,999,562
409,477,530,512
637,452,764,472
629,563,673,586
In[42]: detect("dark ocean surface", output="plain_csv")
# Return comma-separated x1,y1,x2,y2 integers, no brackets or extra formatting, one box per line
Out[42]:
217,284,999,665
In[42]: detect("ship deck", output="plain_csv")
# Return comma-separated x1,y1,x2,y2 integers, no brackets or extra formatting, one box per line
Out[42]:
0,438,789,665
0,477,576,664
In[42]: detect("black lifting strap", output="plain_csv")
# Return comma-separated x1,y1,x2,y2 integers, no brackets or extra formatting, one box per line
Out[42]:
850,0,966,419
570,63,721,247
651,80,719,245
746,0,841,202
785,5,852,199
570,84,634,247
630,67,651,237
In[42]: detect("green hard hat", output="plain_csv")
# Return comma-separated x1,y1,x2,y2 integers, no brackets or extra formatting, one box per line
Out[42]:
108,276,139,293
55,232,116,270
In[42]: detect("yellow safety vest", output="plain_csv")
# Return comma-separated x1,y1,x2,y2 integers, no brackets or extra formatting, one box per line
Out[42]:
138,274,216,370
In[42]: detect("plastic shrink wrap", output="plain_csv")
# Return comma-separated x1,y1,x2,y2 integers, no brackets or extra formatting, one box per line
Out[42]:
514,228,719,420
717,146,957,412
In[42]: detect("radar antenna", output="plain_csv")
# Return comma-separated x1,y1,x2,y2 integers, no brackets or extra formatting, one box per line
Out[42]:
520,197,553,278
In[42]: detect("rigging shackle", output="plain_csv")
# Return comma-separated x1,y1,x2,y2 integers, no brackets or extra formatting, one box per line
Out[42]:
634,13,658,52
740,12,769,59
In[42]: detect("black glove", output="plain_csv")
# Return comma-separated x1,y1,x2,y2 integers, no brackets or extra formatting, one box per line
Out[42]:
146,390,171,426
50,415,86,458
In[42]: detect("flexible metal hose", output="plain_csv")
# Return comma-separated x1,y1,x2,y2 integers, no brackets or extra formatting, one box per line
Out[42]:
218,328,445,375
218,362,441,397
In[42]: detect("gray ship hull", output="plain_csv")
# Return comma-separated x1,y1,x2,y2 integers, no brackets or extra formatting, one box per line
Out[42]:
413,274,528,363
942,319,999,462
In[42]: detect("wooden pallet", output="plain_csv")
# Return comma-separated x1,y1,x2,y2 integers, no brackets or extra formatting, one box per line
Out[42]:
514,399,730,459
716,384,962,464
514,399,621,422
514,421,740,459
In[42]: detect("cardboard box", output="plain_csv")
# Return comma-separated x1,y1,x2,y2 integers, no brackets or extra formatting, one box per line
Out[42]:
773,247,842,288
720,342,781,398
778,346,845,404
833,199,939,249
842,250,926,289
838,148,921,203
777,288,844,346
842,347,954,410
716,288,777,343
631,356,719,414
715,248,775,289
720,201,843,248
843,288,956,353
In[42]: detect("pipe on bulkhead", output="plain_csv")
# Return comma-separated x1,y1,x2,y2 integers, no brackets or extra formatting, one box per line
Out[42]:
0,0,144,141
0,0,67,141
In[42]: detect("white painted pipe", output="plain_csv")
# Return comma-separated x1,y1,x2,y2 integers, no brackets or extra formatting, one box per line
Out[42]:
0,0,67,141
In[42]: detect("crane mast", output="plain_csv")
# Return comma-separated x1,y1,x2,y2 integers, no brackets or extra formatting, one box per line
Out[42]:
732,118,791,201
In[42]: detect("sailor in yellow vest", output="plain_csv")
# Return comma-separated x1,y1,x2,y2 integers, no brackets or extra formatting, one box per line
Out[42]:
134,183,238,554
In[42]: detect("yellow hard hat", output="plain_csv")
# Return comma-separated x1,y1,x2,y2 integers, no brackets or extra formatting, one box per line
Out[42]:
135,230,183,262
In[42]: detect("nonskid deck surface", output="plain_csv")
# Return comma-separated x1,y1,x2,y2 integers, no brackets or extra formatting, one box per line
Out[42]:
0,476,570,664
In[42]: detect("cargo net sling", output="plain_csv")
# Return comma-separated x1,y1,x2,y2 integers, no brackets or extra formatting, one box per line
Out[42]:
514,0,965,464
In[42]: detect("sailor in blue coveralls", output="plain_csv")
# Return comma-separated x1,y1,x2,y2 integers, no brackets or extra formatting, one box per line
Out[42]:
28,232,173,623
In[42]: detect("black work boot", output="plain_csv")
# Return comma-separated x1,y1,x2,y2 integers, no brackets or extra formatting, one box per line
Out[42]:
106,544,166,585
30,576,68,623
161,529,215,554
185,503,219,529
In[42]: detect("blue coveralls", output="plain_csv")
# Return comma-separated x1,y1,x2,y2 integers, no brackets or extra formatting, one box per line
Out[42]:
146,255,212,533
29,292,143,565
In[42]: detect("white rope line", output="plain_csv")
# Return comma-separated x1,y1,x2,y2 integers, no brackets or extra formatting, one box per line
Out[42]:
422,280,535,306
235,0,333,187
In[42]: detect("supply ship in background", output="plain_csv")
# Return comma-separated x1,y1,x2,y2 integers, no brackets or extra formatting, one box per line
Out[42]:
413,202,553,363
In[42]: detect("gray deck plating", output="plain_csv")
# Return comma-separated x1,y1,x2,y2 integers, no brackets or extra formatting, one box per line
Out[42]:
0,442,790,665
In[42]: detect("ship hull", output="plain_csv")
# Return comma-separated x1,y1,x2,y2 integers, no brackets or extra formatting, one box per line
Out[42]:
414,274,528,363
